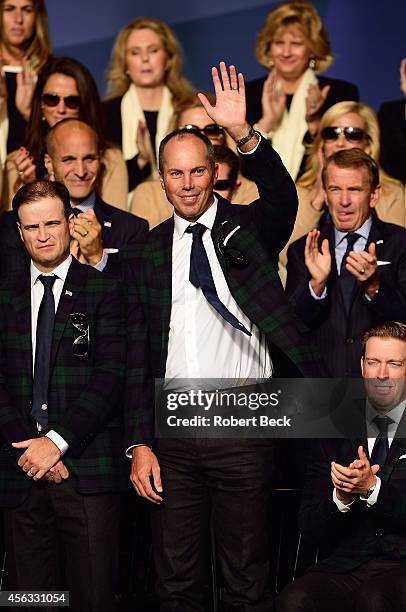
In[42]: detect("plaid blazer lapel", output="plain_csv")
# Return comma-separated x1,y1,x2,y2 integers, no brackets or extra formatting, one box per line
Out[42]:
149,219,173,375
12,273,33,377
50,258,85,370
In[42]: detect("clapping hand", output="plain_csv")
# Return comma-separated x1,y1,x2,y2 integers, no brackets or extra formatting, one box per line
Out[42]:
400,58,406,97
257,70,286,134
15,56,36,121
304,229,331,296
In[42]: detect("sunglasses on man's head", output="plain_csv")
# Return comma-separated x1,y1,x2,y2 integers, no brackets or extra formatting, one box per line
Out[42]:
180,123,224,137
321,126,368,143
42,93,81,110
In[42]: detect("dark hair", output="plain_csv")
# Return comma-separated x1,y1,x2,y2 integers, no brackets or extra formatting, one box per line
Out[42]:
213,145,240,186
322,148,380,192
25,56,106,164
12,180,72,221
362,322,406,354
158,128,215,173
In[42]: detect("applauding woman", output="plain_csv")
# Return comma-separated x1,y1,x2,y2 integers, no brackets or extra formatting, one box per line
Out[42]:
245,1,358,179
103,17,192,193
2,56,128,210
0,0,50,164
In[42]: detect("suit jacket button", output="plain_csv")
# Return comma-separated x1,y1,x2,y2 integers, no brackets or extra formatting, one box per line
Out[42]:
346,338,354,344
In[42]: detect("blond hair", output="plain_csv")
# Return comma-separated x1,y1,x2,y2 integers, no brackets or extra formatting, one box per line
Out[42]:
298,101,381,189
105,16,192,101
255,1,333,73
0,0,51,71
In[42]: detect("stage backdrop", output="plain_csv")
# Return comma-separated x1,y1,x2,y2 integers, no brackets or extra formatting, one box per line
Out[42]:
47,0,405,110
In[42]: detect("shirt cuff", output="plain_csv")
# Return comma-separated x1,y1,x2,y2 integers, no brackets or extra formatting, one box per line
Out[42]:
237,132,261,155
309,281,327,300
359,476,381,506
46,430,69,456
125,443,150,459
333,487,356,512
92,250,109,271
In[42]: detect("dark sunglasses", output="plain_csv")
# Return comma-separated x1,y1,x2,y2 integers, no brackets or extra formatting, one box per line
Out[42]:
321,126,368,142
70,313,89,357
42,93,81,110
180,123,224,137
214,178,234,191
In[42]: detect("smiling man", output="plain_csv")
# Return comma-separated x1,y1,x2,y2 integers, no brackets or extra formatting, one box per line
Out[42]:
277,321,406,612
124,61,323,611
0,180,126,611
0,118,147,280
286,148,406,376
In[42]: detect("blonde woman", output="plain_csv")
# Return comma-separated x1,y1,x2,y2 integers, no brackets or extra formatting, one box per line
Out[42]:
245,1,358,179
103,17,192,193
0,0,50,167
278,101,405,284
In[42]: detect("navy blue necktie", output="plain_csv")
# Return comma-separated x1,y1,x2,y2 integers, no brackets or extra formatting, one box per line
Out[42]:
186,224,251,336
370,416,393,470
31,275,57,427
339,232,360,313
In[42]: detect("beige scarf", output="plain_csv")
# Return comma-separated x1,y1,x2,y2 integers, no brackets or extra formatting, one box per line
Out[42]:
120,83,173,179
271,68,317,180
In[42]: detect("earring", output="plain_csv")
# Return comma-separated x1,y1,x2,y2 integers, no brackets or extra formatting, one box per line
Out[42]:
309,58,316,70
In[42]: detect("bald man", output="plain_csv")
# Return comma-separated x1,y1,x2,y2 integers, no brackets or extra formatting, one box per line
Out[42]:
0,119,147,279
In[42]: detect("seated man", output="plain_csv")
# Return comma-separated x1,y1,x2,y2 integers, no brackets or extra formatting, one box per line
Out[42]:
0,119,148,279
286,148,406,376
277,321,406,612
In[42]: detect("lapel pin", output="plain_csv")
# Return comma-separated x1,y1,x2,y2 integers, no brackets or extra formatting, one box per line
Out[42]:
376,240,384,245
65,290,73,296
104,221,112,227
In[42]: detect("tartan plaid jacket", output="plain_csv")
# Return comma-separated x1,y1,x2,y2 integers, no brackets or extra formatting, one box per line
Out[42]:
299,422,406,572
0,257,127,507
124,137,324,447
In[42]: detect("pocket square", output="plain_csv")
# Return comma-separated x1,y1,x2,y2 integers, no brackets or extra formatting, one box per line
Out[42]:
398,454,406,460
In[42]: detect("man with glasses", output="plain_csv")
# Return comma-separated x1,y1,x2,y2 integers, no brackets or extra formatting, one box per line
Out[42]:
0,118,148,279
286,148,406,377
277,321,406,612
0,180,126,611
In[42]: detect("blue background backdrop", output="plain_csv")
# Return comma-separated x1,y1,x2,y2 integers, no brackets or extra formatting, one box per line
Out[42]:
47,0,405,110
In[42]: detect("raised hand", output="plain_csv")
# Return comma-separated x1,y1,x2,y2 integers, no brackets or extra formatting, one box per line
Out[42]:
345,242,379,298
400,58,406,97
304,228,331,296
305,82,330,119
15,56,36,121
14,146,37,184
71,209,104,266
257,70,286,134
198,61,249,143
136,120,154,169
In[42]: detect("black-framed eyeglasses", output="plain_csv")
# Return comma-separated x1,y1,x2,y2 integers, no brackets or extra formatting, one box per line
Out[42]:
217,225,248,269
321,126,368,143
180,123,224,137
214,178,234,191
70,313,89,357
42,93,81,110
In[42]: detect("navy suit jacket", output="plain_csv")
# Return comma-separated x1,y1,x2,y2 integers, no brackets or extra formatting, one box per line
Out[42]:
286,217,406,376
0,196,148,280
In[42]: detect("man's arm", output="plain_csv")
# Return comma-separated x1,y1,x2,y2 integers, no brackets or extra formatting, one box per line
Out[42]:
198,62,298,256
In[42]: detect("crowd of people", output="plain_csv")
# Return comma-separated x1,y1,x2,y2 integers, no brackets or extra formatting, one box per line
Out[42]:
0,0,405,611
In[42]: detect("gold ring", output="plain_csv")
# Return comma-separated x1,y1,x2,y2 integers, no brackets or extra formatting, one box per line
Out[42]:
361,267,365,274
83,231,88,237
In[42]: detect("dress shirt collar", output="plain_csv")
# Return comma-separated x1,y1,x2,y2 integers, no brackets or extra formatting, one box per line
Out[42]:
71,190,96,213
334,216,372,248
366,397,406,436
173,195,218,240
30,255,72,289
